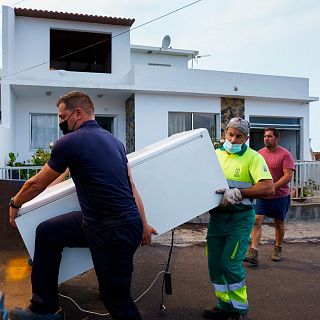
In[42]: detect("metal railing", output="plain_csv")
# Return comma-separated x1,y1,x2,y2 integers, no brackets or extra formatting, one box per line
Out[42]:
0,166,43,181
291,161,320,200
1,162,320,200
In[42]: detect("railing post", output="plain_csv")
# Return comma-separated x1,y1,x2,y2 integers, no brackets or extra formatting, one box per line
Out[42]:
291,161,320,200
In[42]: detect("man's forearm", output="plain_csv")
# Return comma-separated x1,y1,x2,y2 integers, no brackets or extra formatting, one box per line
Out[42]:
13,179,46,207
132,187,148,225
240,180,275,199
274,176,292,190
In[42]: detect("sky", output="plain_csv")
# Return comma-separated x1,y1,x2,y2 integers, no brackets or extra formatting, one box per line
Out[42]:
1,0,320,149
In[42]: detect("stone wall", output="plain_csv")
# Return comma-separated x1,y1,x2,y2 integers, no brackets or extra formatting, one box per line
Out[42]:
125,95,135,154
220,97,245,137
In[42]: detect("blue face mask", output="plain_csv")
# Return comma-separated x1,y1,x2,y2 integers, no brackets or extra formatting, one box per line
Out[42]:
223,139,242,154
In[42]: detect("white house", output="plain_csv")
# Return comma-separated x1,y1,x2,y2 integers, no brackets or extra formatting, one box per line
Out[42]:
1,6,318,166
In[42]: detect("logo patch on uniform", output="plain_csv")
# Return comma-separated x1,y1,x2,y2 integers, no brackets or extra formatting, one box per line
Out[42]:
263,165,268,172
234,168,240,177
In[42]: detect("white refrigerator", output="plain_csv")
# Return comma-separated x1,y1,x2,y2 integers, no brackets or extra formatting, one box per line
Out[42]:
16,128,228,283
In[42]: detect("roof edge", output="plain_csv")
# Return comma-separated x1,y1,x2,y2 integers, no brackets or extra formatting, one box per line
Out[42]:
14,7,135,27
131,44,198,57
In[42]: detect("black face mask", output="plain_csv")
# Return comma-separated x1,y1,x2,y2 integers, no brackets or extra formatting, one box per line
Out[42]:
59,110,76,135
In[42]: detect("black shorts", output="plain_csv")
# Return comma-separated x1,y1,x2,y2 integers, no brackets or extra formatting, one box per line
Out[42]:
255,195,291,221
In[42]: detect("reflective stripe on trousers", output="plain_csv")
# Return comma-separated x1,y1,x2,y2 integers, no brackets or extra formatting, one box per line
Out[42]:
213,279,248,310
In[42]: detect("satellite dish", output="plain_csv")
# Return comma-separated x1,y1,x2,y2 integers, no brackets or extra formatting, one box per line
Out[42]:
161,35,171,50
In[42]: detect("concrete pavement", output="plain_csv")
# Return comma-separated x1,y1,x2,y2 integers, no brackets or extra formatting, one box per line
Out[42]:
153,220,320,246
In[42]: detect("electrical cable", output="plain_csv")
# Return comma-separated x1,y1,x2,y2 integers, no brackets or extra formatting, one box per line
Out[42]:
1,0,203,79
159,228,175,311
58,270,165,317
0,0,26,13
58,228,175,316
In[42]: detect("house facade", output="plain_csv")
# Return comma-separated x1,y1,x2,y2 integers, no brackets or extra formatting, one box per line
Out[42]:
1,6,318,166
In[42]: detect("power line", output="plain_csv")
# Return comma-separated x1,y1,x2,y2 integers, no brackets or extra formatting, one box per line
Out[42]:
12,0,27,6
1,0,203,79
0,0,27,13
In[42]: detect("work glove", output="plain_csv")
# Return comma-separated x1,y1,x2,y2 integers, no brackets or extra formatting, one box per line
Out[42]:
216,188,242,207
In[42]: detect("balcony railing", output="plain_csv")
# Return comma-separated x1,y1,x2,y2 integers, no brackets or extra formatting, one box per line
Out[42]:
0,166,43,181
1,161,320,200
291,161,320,200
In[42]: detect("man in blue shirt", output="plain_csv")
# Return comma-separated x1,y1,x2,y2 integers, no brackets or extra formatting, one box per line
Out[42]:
9,91,157,320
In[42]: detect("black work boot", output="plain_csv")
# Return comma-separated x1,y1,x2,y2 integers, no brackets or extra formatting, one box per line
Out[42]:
202,307,230,319
227,312,247,319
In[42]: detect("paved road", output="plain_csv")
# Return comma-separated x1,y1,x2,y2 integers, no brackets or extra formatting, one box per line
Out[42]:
1,223,320,320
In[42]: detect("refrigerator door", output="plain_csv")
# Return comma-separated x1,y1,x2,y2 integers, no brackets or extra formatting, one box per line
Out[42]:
16,128,227,283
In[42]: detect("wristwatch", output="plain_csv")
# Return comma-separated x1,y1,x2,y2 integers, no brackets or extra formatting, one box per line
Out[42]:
9,197,22,209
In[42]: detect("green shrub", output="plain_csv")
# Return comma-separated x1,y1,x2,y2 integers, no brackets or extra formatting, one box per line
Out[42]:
30,148,51,166
6,148,52,180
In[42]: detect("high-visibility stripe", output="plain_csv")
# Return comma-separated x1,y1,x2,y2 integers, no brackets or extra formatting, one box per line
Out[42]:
230,241,239,259
229,283,248,310
212,283,228,292
227,180,252,189
212,281,248,311
228,279,246,291
226,179,256,205
213,283,230,303
230,298,248,310
216,291,231,303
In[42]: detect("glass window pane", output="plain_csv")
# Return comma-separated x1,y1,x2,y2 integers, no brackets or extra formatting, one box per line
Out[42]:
193,113,216,139
31,114,58,149
168,112,192,136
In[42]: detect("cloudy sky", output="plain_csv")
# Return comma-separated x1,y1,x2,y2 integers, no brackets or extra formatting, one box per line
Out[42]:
1,0,320,149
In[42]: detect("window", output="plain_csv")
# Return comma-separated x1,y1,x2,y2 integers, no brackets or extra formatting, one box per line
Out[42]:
168,112,217,139
50,29,111,73
30,114,59,150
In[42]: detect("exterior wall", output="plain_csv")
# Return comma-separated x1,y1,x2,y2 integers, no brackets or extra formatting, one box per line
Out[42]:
1,6,316,165
134,93,221,150
131,51,189,68
132,65,311,101
14,95,127,162
245,99,310,160
5,6,131,86
0,84,15,165
0,84,16,129
0,126,12,166
2,6,15,76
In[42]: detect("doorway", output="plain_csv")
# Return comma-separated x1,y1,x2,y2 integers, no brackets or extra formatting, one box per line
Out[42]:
95,116,115,135
249,116,301,160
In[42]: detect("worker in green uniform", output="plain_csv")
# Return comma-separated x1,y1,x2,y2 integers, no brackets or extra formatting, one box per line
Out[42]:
202,118,274,320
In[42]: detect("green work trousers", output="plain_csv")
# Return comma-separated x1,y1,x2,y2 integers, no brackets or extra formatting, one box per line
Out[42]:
207,208,255,313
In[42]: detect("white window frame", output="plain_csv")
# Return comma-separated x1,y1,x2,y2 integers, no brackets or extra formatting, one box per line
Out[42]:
29,113,60,151
168,112,218,139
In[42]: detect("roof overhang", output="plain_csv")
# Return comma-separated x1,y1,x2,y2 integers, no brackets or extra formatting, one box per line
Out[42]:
131,44,198,59
14,7,135,26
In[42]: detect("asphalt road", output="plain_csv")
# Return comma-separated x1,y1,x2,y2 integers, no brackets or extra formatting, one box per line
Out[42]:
58,242,320,320
1,229,319,320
